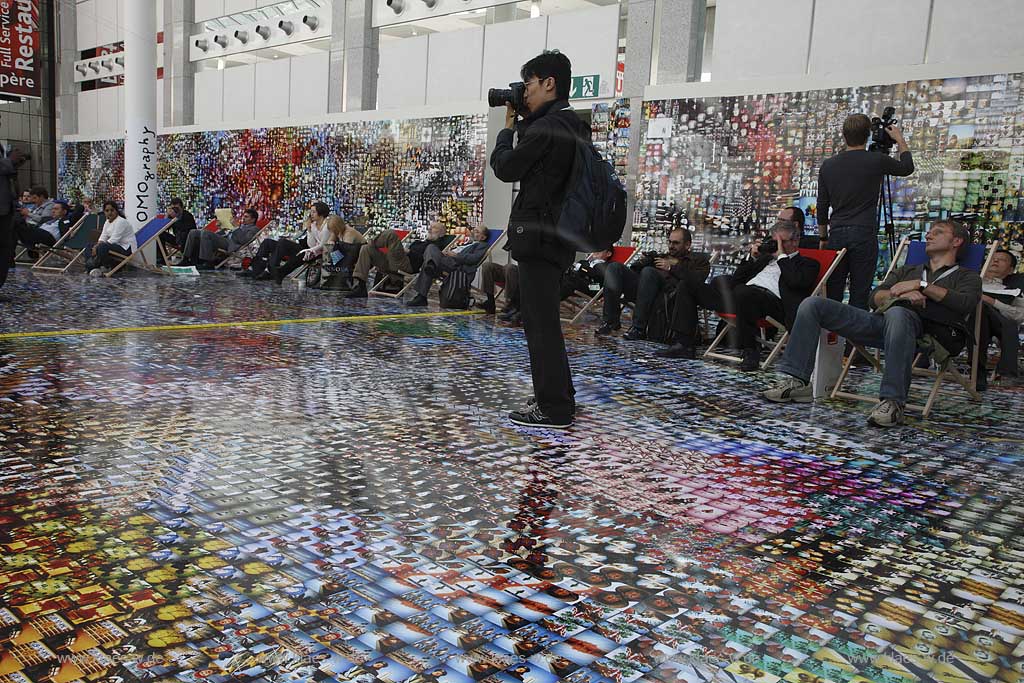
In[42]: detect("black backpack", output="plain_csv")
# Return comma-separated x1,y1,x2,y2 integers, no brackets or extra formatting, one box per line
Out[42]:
439,270,472,309
550,115,627,252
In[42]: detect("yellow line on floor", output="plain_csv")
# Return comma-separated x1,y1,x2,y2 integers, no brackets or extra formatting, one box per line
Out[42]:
0,310,484,340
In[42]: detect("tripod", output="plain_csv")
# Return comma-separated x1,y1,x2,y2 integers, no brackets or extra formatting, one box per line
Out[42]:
878,173,896,257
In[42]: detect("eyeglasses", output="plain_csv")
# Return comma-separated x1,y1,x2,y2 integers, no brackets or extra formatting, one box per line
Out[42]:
668,240,685,246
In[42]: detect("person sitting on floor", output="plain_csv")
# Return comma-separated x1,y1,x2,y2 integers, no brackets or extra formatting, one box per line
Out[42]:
611,227,711,340
180,208,261,270
407,226,490,307
19,200,73,255
762,219,981,428
657,219,819,370
348,225,413,299
977,248,1024,389
86,201,137,276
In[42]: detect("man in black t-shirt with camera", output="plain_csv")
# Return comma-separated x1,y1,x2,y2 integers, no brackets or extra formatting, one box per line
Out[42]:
817,114,914,310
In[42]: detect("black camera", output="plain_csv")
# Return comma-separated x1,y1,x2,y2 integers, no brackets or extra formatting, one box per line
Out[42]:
488,82,526,113
758,239,778,256
869,106,898,153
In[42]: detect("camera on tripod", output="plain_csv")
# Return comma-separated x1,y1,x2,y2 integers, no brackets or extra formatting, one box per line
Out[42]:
868,106,898,153
488,82,527,114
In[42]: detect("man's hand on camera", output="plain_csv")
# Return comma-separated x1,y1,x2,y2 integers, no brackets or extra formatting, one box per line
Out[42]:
748,242,761,259
654,257,677,271
887,124,909,151
505,104,518,130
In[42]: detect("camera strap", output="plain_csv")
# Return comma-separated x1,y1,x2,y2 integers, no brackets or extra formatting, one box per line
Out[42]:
922,265,959,287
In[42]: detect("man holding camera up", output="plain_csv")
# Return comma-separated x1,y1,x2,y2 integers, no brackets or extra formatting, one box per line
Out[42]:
818,113,914,310
490,51,584,429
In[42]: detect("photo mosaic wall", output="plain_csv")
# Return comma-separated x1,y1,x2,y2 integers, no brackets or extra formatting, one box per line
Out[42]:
58,114,488,236
636,71,1024,275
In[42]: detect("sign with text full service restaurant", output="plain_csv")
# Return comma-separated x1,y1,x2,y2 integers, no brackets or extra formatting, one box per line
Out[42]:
0,0,40,99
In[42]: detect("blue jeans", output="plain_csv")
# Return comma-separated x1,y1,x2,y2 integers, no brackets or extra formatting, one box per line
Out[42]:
826,225,879,310
777,297,922,403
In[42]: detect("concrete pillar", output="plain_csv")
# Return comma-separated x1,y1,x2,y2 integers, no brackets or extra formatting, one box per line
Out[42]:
124,0,159,236
343,0,379,112
163,0,195,127
55,0,78,139
327,0,348,113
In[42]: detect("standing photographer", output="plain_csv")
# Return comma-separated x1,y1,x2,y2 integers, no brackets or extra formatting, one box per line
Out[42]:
817,113,914,310
490,50,584,429
0,146,27,302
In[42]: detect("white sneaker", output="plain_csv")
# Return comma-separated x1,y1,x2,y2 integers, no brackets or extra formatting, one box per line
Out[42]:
89,268,104,277
868,400,905,427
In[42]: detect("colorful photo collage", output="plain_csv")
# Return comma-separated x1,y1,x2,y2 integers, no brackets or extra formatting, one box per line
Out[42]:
591,99,631,186
637,71,1024,276
58,114,489,241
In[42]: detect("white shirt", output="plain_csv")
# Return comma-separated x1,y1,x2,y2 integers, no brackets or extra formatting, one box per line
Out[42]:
746,251,796,299
97,216,138,252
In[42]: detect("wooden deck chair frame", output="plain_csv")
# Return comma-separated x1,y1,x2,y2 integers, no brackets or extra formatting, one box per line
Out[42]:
704,247,847,370
830,237,997,418
103,216,179,277
214,219,274,270
370,231,502,300
362,228,413,296
17,214,88,268
32,214,102,274
565,246,640,325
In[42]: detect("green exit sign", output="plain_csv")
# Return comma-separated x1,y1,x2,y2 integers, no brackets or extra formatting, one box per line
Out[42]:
569,74,600,99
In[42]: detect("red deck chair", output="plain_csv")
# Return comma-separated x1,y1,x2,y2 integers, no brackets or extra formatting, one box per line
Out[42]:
566,246,638,324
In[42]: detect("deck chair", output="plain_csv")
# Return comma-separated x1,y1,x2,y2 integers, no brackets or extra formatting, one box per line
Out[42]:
16,214,89,266
214,218,274,270
160,218,219,264
32,214,102,274
704,247,846,370
104,216,179,277
369,233,457,298
565,246,639,324
358,228,411,293
830,237,994,418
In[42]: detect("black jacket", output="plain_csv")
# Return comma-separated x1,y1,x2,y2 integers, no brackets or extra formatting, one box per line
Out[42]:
631,251,712,289
732,252,820,329
490,99,588,269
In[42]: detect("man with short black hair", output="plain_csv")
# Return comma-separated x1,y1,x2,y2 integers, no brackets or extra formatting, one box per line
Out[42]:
162,197,197,255
622,227,711,341
20,186,55,228
817,113,914,309
763,220,981,427
19,200,71,253
490,50,585,428
180,208,261,270
978,248,1024,388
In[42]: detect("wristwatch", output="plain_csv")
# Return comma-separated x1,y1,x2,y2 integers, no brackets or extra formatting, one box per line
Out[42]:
919,279,928,290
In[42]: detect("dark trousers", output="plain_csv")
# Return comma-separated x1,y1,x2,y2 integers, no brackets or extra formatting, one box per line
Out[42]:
519,259,575,419
269,238,304,282
85,242,131,270
670,275,730,346
979,304,1020,377
412,244,458,297
16,223,57,249
560,271,593,301
0,213,14,288
634,266,675,328
250,238,279,276
481,262,520,308
602,261,639,326
826,225,878,310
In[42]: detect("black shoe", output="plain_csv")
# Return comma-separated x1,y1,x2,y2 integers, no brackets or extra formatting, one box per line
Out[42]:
623,326,647,341
255,271,272,281
236,270,254,278
408,294,428,307
481,298,496,314
498,307,519,322
508,406,573,430
655,343,695,359
346,281,368,299
740,348,760,371
595,322,621,336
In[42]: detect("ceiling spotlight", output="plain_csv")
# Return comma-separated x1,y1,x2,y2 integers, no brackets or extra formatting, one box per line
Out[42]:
101,58,114,70
421,0,437,7
255,24,271,39
302,15,319,30
214,34,229,48
88,62,100,73
194,38,209,51
75,63,88,76
387,0,405,14
278,20,294,35
115,55,124,67
234,29,249,43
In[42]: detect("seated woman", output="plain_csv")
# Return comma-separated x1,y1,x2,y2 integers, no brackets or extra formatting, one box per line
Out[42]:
321,215,367,288
86,201,137,276
241,201,326,282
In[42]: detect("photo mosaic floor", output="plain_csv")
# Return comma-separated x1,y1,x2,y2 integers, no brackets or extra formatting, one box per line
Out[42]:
1,270,1023,683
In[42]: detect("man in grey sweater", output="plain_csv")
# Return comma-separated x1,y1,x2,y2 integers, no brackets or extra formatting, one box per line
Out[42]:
763,220,981,427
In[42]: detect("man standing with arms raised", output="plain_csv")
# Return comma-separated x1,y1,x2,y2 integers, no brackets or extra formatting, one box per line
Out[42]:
490,51,586,429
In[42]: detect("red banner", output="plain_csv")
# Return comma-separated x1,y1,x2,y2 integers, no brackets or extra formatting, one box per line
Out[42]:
0,0,40,99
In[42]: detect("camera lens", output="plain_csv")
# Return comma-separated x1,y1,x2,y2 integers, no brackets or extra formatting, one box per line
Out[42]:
488,88,512,108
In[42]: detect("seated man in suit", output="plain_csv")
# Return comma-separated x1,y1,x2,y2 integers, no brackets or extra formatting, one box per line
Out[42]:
407,226,490,307
763,219,981,427
977,248,1024,388
180,208,262,269
18,200,73,254
618,227,711,340
658,219,819,370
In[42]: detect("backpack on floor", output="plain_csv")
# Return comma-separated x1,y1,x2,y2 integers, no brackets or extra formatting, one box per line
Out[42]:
439,270,472,309
646,291,678,344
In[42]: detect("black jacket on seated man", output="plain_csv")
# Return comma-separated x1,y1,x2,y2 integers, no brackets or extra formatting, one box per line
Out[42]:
659,221,818,367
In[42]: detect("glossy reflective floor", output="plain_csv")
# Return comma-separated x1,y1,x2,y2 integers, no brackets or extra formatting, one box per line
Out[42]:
1,270,1023,683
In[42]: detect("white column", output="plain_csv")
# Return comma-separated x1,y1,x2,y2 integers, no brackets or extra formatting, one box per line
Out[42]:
123,0,158,249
